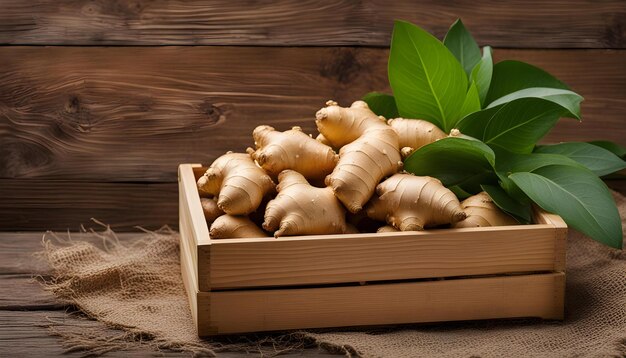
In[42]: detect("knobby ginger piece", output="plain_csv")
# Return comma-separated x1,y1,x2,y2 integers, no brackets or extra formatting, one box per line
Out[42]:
366,173,466,231
316,100,402,213
388,118,446,151
452,192,518,228
197,152,275,215
210,215,268,239
247,125,338,182
200,197,224,224
263,170,351,237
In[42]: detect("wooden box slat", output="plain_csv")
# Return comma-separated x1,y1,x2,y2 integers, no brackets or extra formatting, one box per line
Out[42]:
205,227,563,290
178,164,567,335
202,272,565,335
179,203,200,329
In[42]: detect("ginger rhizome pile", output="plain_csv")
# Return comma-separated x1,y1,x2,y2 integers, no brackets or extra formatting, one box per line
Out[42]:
197,100,518,239
316,100,402,213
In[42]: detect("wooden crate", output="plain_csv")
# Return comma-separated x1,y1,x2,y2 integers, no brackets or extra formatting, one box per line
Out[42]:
178,163,567,336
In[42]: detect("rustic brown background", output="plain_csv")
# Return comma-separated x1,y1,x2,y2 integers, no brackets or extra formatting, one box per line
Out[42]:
1,1,625,230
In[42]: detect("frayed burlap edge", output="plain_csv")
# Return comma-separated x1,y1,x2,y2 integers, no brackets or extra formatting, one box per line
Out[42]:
36,220,314,357
39,313,317,358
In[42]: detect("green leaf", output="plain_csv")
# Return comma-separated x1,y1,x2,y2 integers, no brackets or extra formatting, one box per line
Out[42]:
362,92,399,119
404,137,497,192
535,142,626,177
495,150,585,174
470,46,493,106
497,173,529,204
481,184,531,224
443,19,481,79
458,82,481,118
493,150,583,203
485,60,569,105
389,20,468,132
510,165,623,249
457,87,583,154
588,140,626,159
488,87,582,120
457,97,568,153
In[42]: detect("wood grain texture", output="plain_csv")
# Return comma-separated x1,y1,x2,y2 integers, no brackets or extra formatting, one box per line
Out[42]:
204,273,565,335
0,180,178,230
0,311,95,357
180,163,564,291
203,225,562,290
0,232,335,357
493,49,626,145
179,211,199,331
0,46,386,182
0,1,624,48
0,311,190,357
0,231,149,273
0,310,333,357
532,210,568,272
1,47,624,183
0,233,51,274
0,275,64,310
180,164,210,247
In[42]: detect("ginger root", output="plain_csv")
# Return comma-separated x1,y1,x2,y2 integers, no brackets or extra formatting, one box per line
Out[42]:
377,225,400,233
210,215,267,239
388,118,447,152
365,173,466,231
200,197,224,224
263,170,350,237
400,146,416,160
316,100,402,213
197,152,275,215
247,125,338,182
388,118,450,159
316,133,333,147
452,192,518,228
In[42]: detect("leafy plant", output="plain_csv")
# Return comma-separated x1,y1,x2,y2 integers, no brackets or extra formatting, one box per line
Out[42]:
363,19,625,249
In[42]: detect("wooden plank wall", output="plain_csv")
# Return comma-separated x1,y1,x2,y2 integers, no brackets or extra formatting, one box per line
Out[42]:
1,1,625,230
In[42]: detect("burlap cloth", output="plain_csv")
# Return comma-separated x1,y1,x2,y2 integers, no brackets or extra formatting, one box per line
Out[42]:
39,192,626,357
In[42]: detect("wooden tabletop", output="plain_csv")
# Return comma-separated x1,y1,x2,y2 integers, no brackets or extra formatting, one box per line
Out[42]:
0,232,337,357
